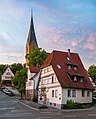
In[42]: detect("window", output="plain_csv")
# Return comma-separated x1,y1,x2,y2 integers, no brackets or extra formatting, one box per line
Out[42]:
73,66,78,70
79,78,83,82
82,90,85,97
74,76,77,81
72,90,76,97
67,90,71,97
67,57,70,61
52,90,54,97
87,91,90,97
55,90,58,98
51,76,54,83
57,64,61,69
6,72,10,75
67,65,71,69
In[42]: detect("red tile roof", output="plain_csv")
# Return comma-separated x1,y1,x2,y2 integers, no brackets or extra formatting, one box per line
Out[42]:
29,66,40,73
41,50,94,90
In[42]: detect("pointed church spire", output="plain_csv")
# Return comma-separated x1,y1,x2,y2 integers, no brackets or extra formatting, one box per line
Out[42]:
27,10,38,47
26,10,38,66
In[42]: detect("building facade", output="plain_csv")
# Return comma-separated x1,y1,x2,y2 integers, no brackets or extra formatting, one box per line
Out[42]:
1,67,14,86
38,50,94,109
26,12,39,100
26,66,40,100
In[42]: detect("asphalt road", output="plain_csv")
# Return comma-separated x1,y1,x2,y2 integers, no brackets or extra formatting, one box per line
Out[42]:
0,90,96,119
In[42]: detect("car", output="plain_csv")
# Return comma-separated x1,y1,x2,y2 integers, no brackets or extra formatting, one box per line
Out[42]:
93,96,96,103
2,88,14,96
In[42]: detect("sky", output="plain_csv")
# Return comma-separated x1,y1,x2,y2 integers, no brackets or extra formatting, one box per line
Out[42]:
0,0,96,69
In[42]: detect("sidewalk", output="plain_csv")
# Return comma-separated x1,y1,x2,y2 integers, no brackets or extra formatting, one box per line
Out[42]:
15,96,96,112
15,95,47,109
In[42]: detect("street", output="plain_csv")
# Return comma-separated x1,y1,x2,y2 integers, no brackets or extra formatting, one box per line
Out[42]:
0,91,96,119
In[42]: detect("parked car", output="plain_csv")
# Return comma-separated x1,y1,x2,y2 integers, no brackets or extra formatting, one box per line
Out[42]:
2,88,14,96
93,96,96,103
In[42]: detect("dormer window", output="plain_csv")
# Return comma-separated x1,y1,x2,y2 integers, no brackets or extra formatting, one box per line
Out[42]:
79,78,84,82
73,66,78,70
74,76,77,81
67,65,71,69
67,72,84,82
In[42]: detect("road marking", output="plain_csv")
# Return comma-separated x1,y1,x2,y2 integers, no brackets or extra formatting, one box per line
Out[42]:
21,112,32,115
41,112,62,116
40,112,51,114
88,114,96,117
17,99,39,111
0,107,15,110
63,115,77,118
35,117,51,119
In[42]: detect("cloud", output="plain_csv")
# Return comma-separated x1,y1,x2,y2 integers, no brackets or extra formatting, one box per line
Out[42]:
0,52,24,64
83,33,96,51
33,2,48,11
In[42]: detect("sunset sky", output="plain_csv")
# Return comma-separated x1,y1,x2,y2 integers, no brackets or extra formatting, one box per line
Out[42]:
0,0,96,69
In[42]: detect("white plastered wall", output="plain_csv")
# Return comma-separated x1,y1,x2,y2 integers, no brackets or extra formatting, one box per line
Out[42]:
62,88,92,104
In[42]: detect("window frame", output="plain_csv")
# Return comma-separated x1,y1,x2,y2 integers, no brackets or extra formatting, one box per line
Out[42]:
55,90,58,98
52,90,54,97
72,90,76,97
67,89,71,97
82,90,85,97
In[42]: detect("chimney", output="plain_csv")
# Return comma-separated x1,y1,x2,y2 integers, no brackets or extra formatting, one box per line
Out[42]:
68,49,70,56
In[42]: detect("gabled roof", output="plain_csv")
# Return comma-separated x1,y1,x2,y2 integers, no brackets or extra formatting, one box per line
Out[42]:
29,66,40,73
41,50,94,90
2,67,14,77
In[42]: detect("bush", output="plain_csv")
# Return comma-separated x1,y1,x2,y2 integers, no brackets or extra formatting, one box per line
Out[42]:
64,100,82,109
39,105,48,109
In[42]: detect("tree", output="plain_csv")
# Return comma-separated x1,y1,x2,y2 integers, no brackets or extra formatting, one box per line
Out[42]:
12,68,27,99
10,63,23,75
0,64,8,83
88,65,96,82
26,48,48,67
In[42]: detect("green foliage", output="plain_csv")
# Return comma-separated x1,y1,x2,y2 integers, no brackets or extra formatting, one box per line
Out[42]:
88,65,96,81
0,63,24,83
39,105,48,109
26,48,48,67
64,100,82,109
2,80,12,85
12,68,27,94
10,63,24,75
0,64,8,82
93,92,96,96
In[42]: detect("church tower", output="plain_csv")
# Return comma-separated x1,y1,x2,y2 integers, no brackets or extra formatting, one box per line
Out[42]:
26,11,38,65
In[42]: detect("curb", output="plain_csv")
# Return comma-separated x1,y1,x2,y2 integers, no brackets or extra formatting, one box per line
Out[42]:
16,99,39,111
